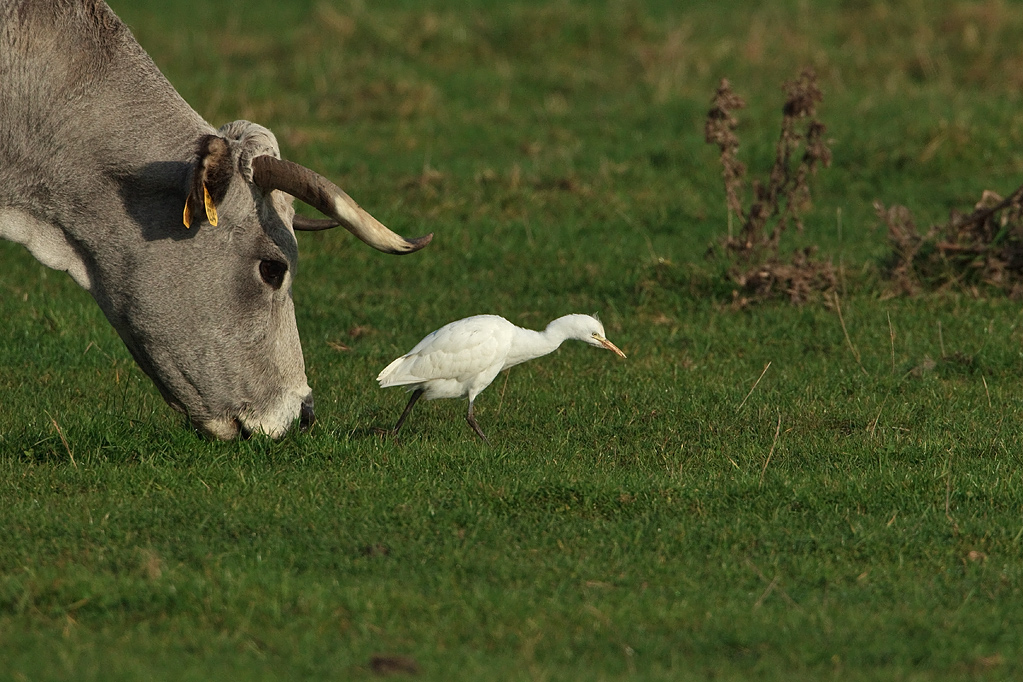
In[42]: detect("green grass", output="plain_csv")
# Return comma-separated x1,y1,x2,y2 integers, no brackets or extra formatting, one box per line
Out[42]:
4,0,1023,679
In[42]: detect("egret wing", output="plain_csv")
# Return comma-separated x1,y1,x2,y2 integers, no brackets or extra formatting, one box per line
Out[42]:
406,322,510,381
377,316,513,387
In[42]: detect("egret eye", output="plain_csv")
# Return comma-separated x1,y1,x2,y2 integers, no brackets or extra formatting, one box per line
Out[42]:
259,259,287,290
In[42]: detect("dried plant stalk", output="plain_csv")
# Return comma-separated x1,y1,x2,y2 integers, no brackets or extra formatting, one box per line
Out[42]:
704,68,835,306
705,78,747,222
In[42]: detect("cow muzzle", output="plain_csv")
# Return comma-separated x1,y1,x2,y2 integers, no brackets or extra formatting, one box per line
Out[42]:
195,389,314,440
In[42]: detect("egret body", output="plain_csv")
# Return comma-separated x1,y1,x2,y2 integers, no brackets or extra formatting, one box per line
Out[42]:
377,314,626,441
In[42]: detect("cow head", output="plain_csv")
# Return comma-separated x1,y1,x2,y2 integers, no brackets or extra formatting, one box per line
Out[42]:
105,121,430,439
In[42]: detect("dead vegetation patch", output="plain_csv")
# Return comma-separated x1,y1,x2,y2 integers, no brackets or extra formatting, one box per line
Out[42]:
704,69,835,307
877,184,1023,297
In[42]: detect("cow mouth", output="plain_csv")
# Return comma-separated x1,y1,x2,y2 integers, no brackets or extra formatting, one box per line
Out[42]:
225,392,314,440
191,415,244,440
195,416,250,440
186,391,314,440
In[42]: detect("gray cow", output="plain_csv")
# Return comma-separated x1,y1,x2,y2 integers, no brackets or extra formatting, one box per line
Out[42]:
0,0,431,438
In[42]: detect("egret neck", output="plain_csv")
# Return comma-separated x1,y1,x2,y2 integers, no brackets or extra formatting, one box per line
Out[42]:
504,316,586,369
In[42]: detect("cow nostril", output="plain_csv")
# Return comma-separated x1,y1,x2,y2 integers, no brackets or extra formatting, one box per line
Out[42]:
299,396,315,431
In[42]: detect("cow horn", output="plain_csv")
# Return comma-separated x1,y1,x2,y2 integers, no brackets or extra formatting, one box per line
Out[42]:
291,215,340,231
250,156,432,254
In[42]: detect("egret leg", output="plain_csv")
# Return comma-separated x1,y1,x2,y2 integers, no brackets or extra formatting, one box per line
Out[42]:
466,400,489,443
392,388,424,434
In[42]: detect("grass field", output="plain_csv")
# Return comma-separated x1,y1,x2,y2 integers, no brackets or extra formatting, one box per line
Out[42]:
4,0,1023,679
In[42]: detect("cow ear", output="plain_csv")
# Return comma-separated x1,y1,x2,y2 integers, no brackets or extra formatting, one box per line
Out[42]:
183,135,233,228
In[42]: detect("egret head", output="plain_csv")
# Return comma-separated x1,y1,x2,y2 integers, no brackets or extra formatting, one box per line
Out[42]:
555,314,627,358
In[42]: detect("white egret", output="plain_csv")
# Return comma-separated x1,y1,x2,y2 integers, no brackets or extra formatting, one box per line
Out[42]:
377,314,626,442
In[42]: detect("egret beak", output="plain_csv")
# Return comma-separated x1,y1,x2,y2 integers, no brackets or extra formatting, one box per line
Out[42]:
598,336,627,359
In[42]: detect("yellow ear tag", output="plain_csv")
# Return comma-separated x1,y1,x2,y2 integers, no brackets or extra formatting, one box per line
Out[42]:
182,199,193,228
203,183,218,226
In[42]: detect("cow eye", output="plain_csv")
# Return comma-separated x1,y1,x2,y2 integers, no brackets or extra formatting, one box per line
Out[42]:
258,259,288,289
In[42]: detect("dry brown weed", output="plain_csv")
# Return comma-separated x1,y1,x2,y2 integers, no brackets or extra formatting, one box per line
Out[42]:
705,69,835,306
877,184,1023,297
